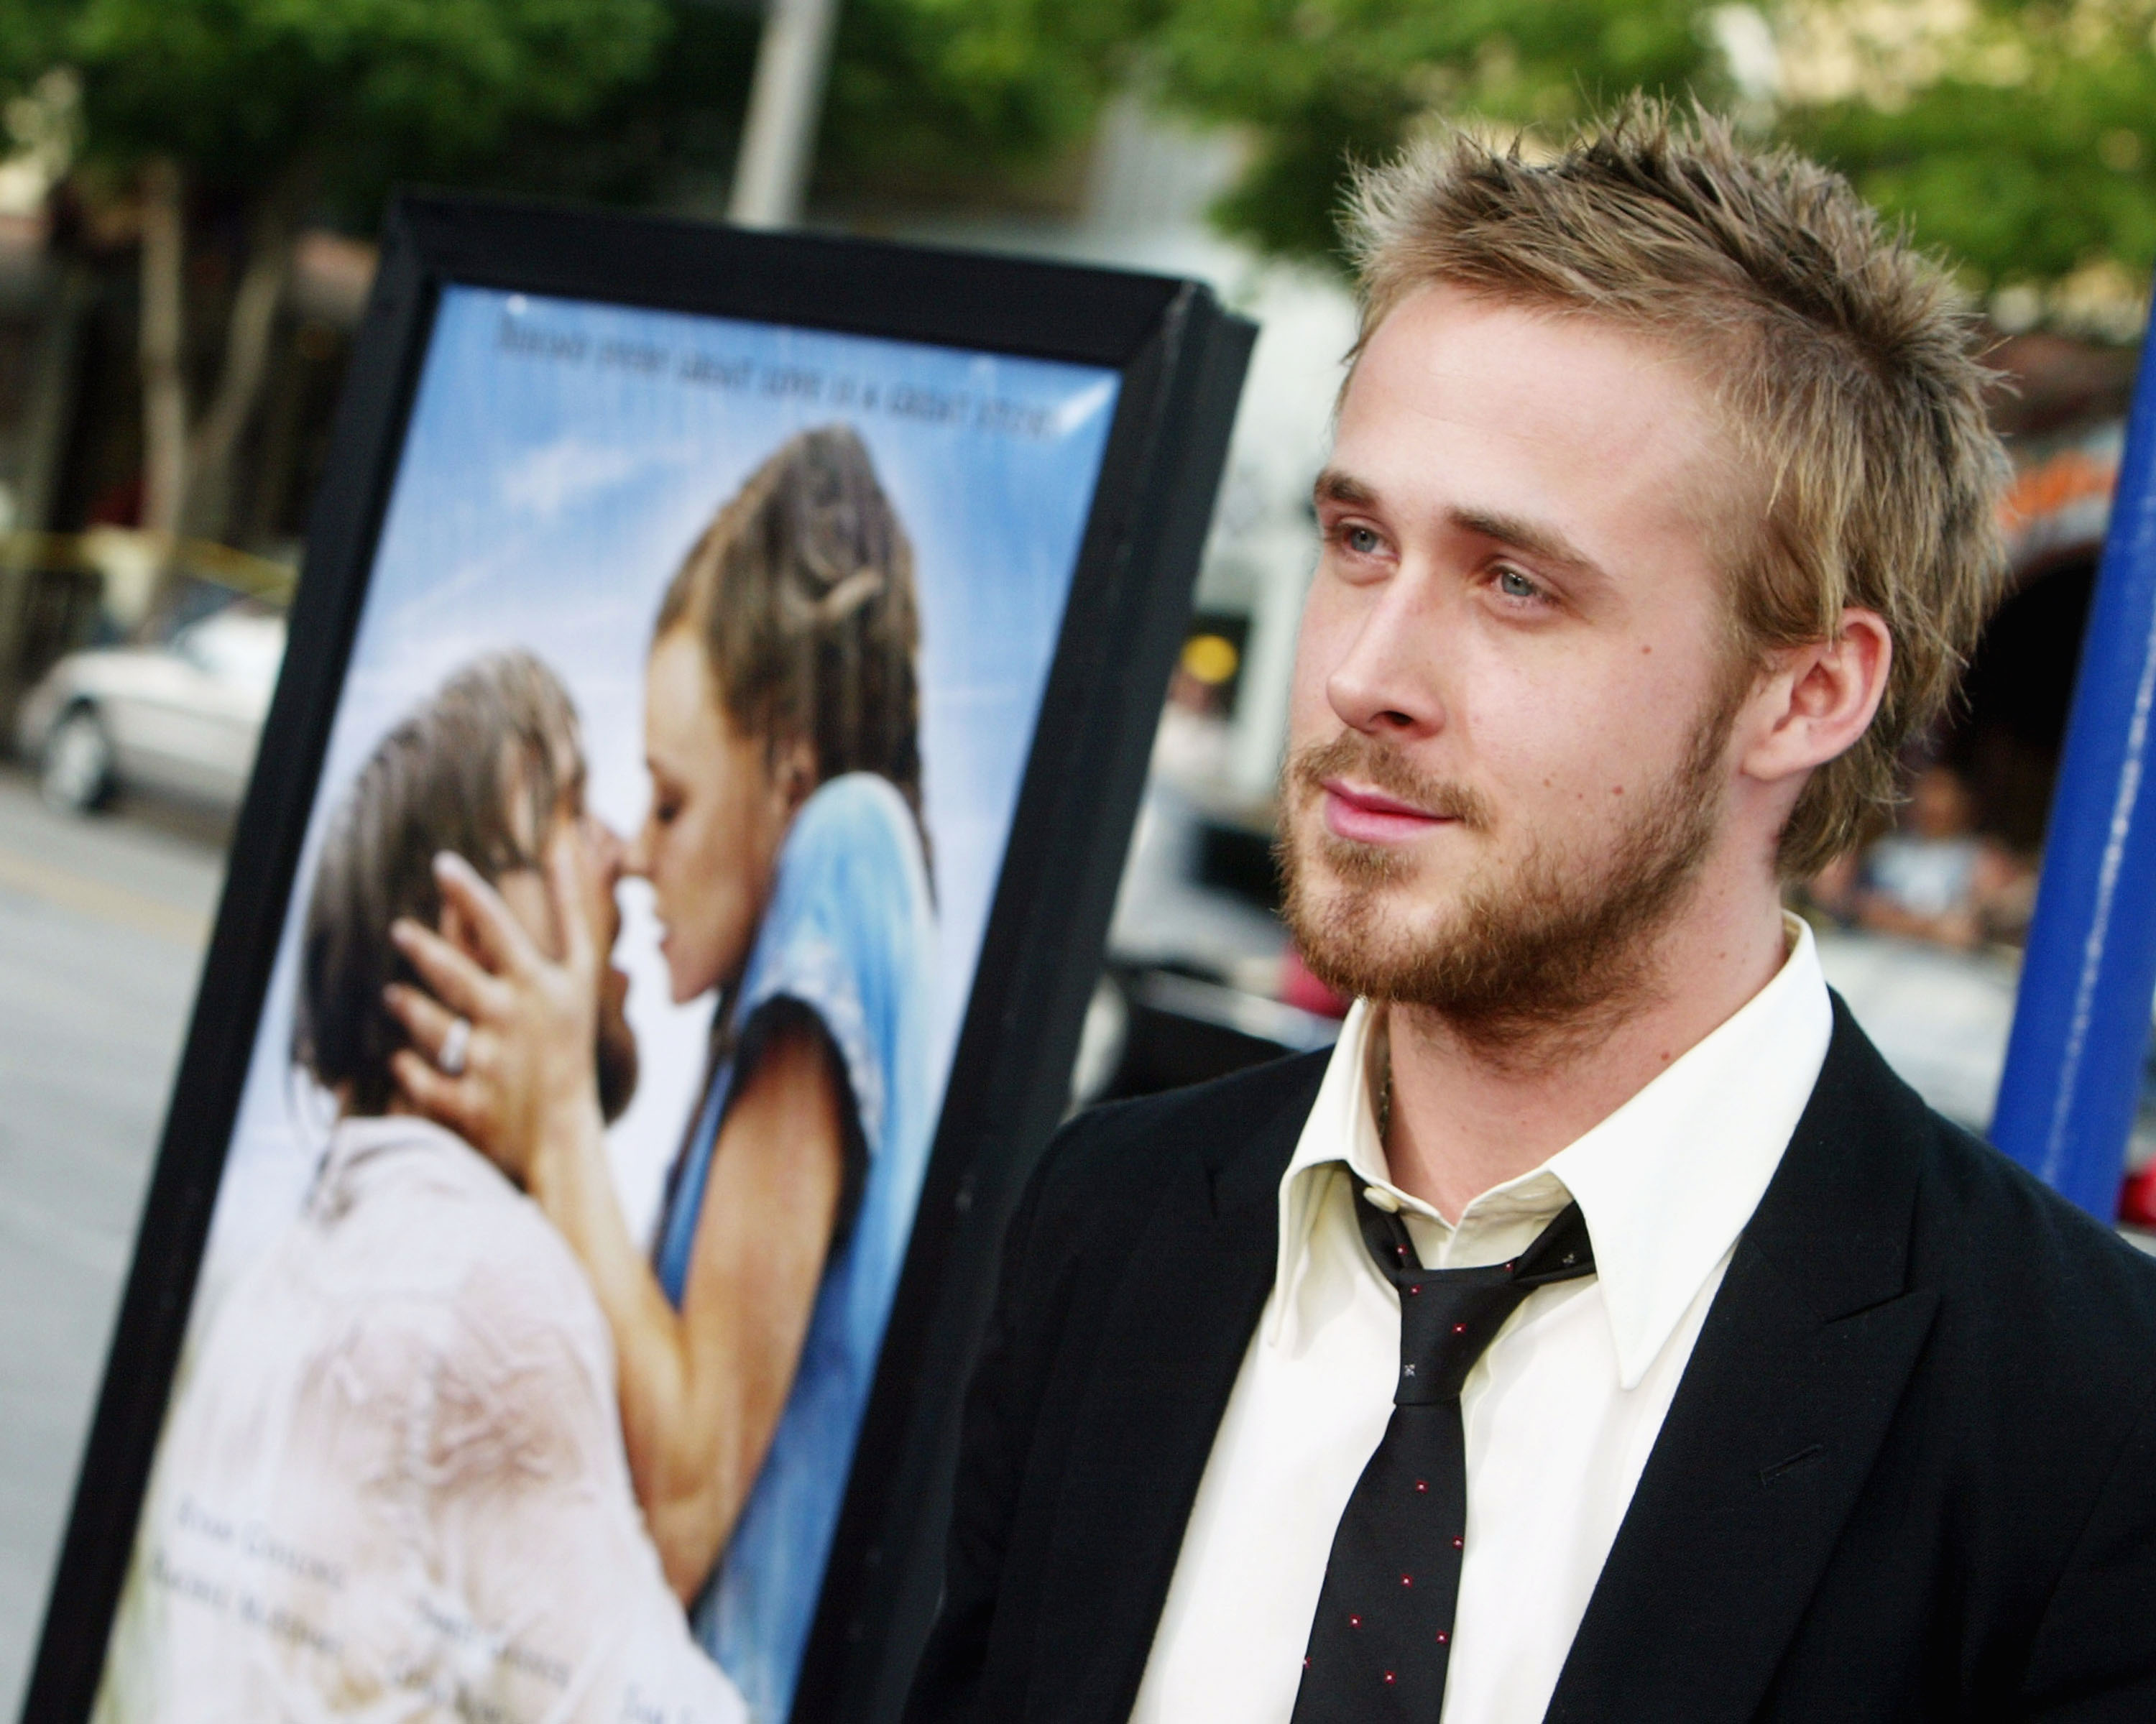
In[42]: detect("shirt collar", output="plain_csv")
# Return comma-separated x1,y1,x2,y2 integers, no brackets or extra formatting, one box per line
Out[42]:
1272,915,1833,1388
311,1112,498,1215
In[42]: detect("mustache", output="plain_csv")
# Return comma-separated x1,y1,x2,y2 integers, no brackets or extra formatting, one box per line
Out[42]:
1286,732,1494,832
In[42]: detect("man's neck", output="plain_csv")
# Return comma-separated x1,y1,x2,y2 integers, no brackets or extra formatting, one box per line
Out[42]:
1379,882,1790,1223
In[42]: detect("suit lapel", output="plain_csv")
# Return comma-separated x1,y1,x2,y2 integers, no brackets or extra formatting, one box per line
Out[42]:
1031,1061,1321,1723
1547,1000,1940,1724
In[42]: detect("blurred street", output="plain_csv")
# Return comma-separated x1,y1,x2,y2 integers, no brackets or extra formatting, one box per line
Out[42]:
0,769,219,1715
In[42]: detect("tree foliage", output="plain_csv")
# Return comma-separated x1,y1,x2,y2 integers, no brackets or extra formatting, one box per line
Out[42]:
820,0,1143,200
4,0,2147,364
1773,1,2156,309
0,0,1152,221
1146,0,1721,257
0,0,671,549
1140,0,2156,313
0,0,1151,545
0,0,671,206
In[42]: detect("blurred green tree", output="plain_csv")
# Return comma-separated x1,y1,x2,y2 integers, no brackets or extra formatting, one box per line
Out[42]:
819,0,1144,203
1144,0,1720,259
1768,0,2156,327
0,0,668,544
427,0,1145,228
0,0,1150,548
1137,0,2156,331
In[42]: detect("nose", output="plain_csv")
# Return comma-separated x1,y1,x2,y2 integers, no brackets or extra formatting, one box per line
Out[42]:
1325,578,1447,742
622,813,652,880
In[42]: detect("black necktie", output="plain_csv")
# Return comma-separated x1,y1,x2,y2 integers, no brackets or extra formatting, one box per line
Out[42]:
1290,1187,1596,1724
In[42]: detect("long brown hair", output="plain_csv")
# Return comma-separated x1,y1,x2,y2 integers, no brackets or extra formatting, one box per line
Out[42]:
293,651,578,1114
656,424,926,849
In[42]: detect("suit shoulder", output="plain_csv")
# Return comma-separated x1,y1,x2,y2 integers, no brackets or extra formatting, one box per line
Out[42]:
1912,1107,2156,1366
1024,1051,1332,1236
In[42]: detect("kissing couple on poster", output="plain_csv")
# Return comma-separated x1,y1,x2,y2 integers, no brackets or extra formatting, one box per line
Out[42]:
382,422,940,1723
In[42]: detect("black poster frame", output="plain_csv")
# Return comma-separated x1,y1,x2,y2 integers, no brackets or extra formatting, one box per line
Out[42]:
22,191,1253,1724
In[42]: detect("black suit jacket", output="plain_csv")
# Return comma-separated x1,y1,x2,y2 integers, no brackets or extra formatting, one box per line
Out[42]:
906,1000,2156,1722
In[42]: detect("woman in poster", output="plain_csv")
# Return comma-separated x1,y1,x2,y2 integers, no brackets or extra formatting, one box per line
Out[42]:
391,425,938,1723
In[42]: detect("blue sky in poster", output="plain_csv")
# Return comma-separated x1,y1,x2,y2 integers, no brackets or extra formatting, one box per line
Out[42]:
204,285,1119,1284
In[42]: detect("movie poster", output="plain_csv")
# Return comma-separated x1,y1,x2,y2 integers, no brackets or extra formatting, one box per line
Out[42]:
92,285,1120,1724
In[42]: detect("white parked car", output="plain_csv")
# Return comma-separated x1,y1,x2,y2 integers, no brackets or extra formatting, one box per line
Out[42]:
15,603,285,814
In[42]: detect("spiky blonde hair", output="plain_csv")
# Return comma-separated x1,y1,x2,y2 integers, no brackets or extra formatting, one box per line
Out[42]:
1345,98,2010,875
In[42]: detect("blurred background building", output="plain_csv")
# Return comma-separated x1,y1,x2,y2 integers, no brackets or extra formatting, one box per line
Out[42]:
5,0,2156,1706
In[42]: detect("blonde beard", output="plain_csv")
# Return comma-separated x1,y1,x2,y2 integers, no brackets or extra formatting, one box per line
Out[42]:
1279,700,1737,1054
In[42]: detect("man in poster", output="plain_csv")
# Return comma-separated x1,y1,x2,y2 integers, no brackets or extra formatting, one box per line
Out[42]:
908,103,2156,1722
104,653,745,1724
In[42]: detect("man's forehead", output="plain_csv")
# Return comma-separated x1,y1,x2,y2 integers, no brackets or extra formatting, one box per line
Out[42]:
1350,287,1716,438
1330,287,1746,559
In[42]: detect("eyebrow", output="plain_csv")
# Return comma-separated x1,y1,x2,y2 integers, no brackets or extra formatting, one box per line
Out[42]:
1446,507,1610,586
1315,466,1612,589
1312,467,1376,510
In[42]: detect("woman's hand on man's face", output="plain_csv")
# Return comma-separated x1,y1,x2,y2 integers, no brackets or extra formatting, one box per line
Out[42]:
384,837,604,1189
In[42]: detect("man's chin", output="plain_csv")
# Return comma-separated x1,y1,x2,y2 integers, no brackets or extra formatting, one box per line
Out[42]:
1302,921,1442,1005
1286,867,1443,995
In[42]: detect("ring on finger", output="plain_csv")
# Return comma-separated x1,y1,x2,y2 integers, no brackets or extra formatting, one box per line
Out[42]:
438,1015,473,1077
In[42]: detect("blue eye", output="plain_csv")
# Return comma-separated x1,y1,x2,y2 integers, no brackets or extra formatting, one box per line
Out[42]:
1345,526,1382,556
1496,567,1539,599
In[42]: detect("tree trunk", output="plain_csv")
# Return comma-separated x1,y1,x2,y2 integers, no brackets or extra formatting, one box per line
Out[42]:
137,156,188,548
185,174,299,545
0,264,91,716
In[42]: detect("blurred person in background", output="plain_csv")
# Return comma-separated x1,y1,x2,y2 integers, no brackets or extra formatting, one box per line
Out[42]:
103,651,743,1724
1807,760,2035,948
390,425,937,1724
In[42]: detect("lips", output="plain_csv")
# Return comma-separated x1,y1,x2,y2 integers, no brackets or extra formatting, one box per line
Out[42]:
1322,778,1454,844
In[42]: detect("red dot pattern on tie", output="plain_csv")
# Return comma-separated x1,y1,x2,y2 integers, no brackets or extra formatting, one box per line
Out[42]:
1291,1194,1595,1724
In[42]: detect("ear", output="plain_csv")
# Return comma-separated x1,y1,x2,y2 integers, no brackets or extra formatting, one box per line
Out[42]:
772,732,819,816
1737,607,1893,788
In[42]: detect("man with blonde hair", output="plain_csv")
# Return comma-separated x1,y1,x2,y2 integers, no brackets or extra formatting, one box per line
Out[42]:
907,101,2156,1723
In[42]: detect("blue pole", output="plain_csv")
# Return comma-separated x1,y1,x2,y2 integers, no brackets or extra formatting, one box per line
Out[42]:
1991,347,2156,1218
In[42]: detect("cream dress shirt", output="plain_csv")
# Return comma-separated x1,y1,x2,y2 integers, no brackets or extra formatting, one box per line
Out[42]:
101,1115,745,1724
1130,916,1833,1724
